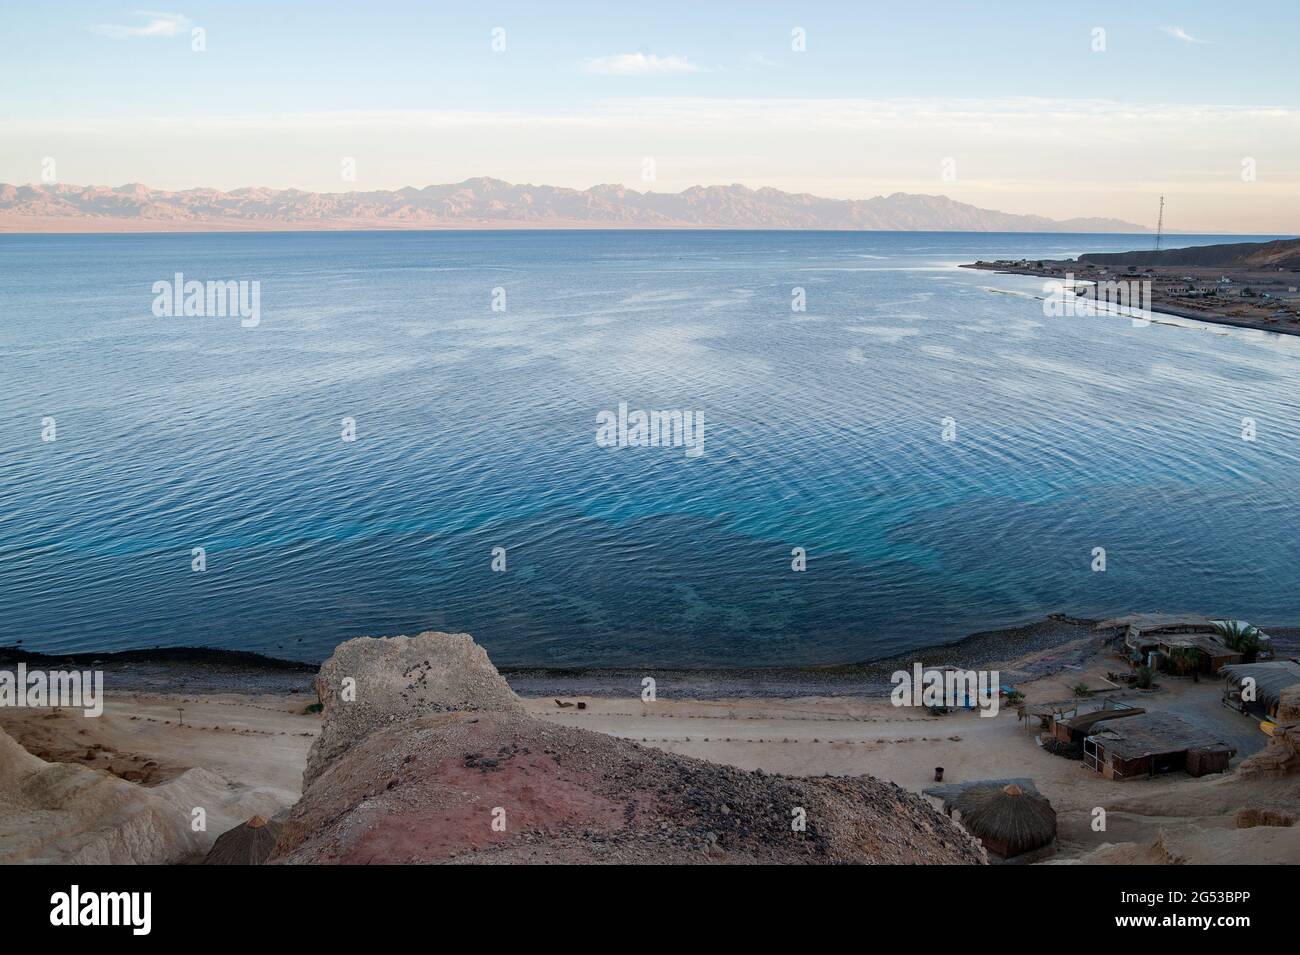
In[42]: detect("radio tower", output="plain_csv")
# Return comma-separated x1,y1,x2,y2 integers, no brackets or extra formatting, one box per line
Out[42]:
1154,196,1165,251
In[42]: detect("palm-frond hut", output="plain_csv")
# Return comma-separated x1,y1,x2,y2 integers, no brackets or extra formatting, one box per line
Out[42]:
202,814,281,865
1222,661,1300,720
924,779,1056,862
961,784,1057,860
924,777,1040,816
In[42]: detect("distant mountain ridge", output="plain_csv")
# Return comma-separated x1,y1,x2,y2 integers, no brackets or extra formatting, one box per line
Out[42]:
0,179,1148,233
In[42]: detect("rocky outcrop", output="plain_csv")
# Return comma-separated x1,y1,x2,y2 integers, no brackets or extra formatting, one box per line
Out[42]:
1279,686,1300,723
1080,237,1300,271
1064,824,1300,865
279,631,984,865
1236,806,1296,828
1239,722,1300,778
0,727,284,864
276,710,984,864
1238,686,1300,778
302,632,524,788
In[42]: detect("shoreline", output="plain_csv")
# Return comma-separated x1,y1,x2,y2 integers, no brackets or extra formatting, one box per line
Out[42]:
4,617,1297,864
0,614,1131,699
6,615,1294,701
505,613,1102,698
961,260,1300,338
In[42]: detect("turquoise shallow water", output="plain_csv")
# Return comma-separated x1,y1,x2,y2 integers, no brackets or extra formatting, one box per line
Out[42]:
1,230,1298,665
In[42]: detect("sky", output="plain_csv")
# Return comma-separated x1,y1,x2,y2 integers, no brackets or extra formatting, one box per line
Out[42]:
2,1,1298,232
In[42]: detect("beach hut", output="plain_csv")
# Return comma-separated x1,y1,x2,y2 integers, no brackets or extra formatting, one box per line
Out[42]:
1156,632,1242,675
1221,661,1300,723
1101,614,1248,673
1102,614,1272,672
1083,712,1235,780
958,784,1057,862
925,777,1041,814
1048,699,1142,744
202,814,281,865
922,778,1056,862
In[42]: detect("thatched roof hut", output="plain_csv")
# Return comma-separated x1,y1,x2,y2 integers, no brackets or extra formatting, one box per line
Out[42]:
940,783,1057,861
202,815,281,865
1222,661,1300,716
923,777,1041,816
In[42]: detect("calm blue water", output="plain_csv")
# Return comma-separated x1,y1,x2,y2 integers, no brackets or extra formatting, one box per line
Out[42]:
2,230,1298,666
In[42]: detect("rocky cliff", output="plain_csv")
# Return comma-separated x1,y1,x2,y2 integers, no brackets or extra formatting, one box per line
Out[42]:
277,631,985,864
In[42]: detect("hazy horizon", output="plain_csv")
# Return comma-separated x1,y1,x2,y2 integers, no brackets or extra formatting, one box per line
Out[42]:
3,2,1299,233
4,176,1296,238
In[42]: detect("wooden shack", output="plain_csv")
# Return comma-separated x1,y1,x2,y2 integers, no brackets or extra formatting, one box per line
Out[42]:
1102,614,1272,673
1186,745,1234,777
1050,700,1142,744
1083,712,1235,780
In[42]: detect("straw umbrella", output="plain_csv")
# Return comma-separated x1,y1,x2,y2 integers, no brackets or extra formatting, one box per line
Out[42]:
923,777,1040,816
958,783,1057,859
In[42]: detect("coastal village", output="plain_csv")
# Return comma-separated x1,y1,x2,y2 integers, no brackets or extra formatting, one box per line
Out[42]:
1,614,1297,865
932,614,1300,863
964,237,1300,336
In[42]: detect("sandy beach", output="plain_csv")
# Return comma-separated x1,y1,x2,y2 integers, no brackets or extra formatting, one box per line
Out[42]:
4,617,1296,864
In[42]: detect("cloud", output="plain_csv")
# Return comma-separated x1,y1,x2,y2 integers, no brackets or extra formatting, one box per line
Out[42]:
90,11,191,38
581,53,701,75
14,98,1299,136
1161,25,1210,45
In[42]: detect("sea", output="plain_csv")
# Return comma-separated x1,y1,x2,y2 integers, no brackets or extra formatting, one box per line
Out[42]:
2,230,1298,666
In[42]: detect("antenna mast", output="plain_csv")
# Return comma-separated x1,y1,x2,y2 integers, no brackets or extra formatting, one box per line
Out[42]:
1154,196,1165,251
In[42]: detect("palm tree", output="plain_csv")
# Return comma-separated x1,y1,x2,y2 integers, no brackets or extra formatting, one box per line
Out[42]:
1168,646,1201,676
1215,621,1262,663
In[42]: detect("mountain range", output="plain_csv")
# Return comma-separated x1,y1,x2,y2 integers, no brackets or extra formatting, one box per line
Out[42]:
0,179,1148,233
